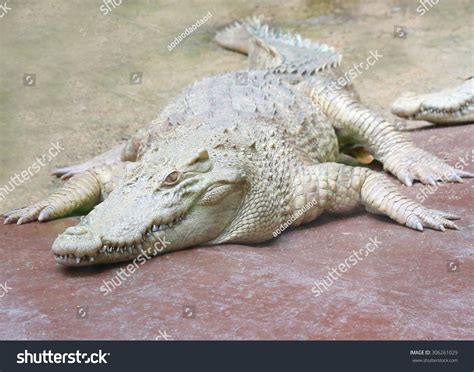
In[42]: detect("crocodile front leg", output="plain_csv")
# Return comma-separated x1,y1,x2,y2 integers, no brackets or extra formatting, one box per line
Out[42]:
51,126,146,180
3,162,128,225
312,83,473,186
295,163,459,231
51,144,125,180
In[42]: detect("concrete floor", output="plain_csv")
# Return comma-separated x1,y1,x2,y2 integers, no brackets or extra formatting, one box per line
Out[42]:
0,0,473,339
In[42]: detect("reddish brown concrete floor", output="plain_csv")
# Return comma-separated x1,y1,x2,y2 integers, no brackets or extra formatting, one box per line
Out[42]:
0,124,473,340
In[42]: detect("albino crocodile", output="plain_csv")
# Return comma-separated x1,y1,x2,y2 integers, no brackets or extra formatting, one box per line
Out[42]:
3,17,473,266
392,77,474,124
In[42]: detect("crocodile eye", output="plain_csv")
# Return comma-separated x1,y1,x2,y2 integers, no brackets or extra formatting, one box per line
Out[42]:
163,170,180,186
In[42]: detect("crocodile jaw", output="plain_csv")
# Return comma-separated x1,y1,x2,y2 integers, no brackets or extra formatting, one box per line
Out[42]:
51,179,246,266
391,92,424,119
52,215,188,266
392,78,474,123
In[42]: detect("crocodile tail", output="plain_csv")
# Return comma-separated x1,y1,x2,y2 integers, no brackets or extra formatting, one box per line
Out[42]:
216,16,341,75
215,15,265,55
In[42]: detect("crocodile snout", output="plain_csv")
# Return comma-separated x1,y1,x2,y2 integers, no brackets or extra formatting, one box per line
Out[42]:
64,226,89,236
52,225,102,265
391,93,424,118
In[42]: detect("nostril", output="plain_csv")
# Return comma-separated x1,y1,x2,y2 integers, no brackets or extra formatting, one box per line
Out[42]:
53,227,102,257
64,226,89,236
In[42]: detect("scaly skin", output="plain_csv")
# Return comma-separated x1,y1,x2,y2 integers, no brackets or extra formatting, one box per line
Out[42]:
3,16,472,266
391,77,474,124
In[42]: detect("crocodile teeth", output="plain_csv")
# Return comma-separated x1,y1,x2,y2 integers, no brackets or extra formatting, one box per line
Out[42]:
89,257,95,262
76,257,81,264
96,214,186,257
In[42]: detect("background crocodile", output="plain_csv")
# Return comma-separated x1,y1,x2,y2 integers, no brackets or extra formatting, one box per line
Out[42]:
3,17,473,266
392,77,474,124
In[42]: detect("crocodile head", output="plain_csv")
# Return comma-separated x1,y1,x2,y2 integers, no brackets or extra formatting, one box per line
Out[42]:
391,78,474,123
52,141,248,266
391,91,426,120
